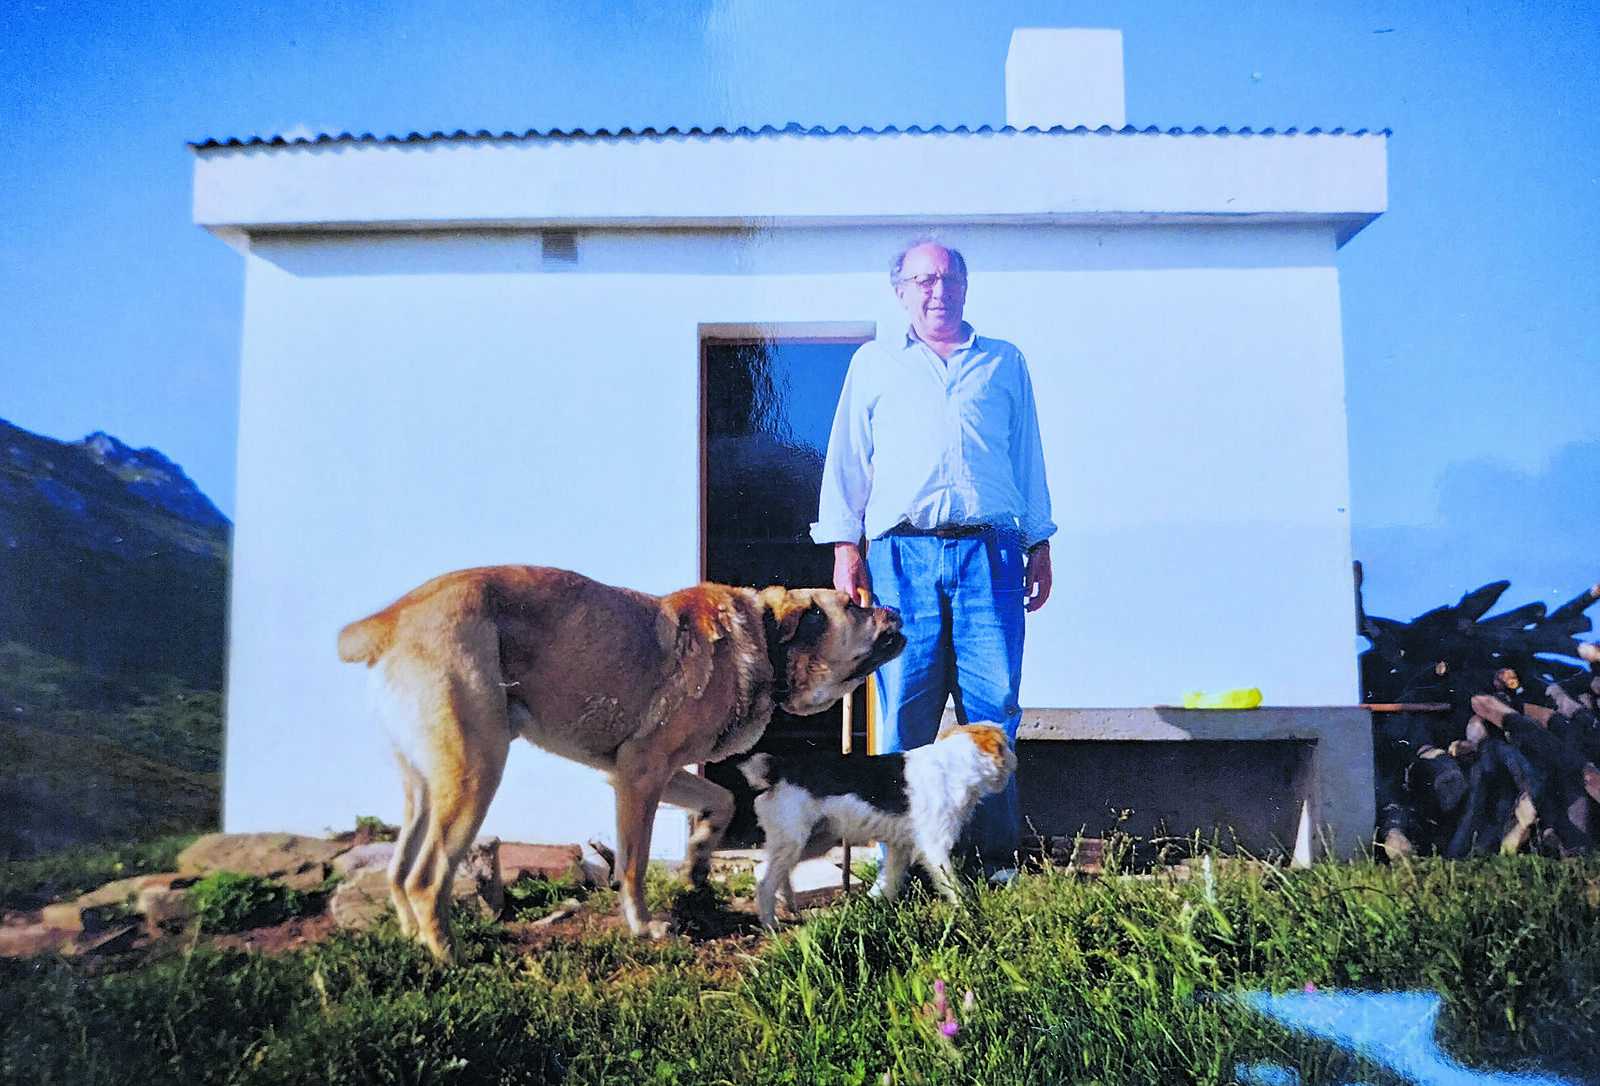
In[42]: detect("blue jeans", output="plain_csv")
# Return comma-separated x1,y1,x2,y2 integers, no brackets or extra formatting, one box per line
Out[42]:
866,530,1026,870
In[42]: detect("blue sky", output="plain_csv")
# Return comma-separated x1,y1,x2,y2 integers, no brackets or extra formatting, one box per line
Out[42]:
3,1,1597,626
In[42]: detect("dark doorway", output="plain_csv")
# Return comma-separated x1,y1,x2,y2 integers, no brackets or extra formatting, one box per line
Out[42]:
701,327,872,846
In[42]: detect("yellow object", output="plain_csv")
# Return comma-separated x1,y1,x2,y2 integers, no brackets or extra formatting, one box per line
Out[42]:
1182,688,1263,709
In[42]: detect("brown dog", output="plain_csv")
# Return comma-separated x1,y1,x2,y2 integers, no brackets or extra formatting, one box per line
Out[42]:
337,565,904,959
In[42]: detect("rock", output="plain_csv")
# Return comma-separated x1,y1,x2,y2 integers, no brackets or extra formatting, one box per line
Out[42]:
499,842,588,886
178,832,347,893
330,840,503,930
0,834,593,956
0,921,78,958
330,869,391,932
580,841,614,887
29,874,196,938
334,842,394,878
80,872,195,908
73,923,140,956
138,885,192,935
38,902,85,933
326,821,400,848
73,875,148,911
457,839,503,917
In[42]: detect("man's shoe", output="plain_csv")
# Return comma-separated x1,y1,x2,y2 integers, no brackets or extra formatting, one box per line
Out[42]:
986,867,1018,886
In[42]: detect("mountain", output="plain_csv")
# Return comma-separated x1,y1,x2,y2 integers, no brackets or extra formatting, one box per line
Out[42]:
0,418,229,688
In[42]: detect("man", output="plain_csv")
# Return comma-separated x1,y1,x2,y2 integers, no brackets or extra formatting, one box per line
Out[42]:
812,239,1055,878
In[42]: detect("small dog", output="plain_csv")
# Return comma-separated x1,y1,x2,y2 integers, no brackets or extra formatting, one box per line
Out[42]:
739,720,1017,929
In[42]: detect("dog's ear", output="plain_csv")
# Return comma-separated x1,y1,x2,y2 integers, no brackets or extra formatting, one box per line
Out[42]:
673,587,732,699
760,587,809,645
935,717,964,741
963,723,1013,761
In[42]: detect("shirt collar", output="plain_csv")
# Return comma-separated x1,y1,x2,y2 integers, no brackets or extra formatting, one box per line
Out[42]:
904,322,976,353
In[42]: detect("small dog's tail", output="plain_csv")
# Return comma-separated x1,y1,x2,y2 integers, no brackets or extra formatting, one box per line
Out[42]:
739,752,776,792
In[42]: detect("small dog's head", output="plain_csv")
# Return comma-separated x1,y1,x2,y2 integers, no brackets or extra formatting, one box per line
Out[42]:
760,586,905,716
935,720,1018,794
737,752,775,793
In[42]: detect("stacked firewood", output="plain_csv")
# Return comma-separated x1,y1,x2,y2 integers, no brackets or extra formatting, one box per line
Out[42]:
1358,563,1600,859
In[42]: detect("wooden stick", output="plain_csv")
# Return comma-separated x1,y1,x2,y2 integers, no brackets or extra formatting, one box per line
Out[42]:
1362,703,1453,712
841,585,870,893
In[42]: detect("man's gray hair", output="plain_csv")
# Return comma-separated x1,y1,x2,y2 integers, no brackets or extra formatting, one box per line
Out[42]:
890,238,968,286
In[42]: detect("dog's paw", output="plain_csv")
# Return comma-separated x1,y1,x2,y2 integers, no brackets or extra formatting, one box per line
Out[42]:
643,918,676,939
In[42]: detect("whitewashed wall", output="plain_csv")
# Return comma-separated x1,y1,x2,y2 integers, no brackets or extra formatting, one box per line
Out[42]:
221,220,1356,845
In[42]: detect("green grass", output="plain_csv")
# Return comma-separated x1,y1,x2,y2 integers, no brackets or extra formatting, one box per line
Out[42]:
187,872,316,934
2,852,1597,1085
504,873,593,921
0,641,222,774
0,834,200,912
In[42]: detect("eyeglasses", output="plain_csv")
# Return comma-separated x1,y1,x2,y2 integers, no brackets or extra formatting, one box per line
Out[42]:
897,272,967,293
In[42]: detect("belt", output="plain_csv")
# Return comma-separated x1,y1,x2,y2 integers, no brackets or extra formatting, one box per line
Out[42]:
883,522,996,540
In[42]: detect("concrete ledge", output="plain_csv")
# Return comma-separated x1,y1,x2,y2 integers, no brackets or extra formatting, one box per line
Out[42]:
1005,707,1374,864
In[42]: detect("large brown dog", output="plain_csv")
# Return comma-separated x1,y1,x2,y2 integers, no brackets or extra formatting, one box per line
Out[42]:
337,565,903,959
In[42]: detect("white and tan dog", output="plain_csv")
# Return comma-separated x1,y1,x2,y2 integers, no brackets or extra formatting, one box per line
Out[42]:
338,565,904,959
739,720,1017,929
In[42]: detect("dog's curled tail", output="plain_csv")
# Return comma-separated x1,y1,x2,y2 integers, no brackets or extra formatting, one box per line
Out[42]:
336,614,392,666
738,752,775,793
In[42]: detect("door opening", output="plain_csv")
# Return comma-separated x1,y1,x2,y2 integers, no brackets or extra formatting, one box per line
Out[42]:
700,323,872,846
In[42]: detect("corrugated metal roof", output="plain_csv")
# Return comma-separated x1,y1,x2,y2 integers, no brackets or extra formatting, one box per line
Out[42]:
188,121,1389,151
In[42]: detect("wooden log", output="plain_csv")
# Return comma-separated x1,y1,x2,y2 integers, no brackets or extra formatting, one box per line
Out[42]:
1522,702,1554,726
1472,695,1596,853
1466,715,1490,747
1547,682,1587,719
1411,746,1467,814
1501,791,1539,855
839,585,872,893
1548,582,1600,625
1380,826,1414,861
1455,580,1514,624
1480,601,1547,628
1447,738,1522,858
1362,581,1600,855
1546,707,1600,765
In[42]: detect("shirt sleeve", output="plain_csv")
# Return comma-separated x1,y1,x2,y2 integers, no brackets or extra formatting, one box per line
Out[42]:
1012,352,1057,549
811,347,875,546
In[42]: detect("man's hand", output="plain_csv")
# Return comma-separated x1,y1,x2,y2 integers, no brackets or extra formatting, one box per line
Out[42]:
1025,542,1052,613
833,542,870,598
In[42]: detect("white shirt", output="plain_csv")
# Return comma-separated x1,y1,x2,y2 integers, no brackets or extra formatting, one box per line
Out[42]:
811,325,1056,549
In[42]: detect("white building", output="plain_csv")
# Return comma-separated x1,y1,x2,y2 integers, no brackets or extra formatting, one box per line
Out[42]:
195,29,1386,860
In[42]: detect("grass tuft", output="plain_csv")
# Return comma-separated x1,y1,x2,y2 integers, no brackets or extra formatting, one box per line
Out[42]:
187,871,314,934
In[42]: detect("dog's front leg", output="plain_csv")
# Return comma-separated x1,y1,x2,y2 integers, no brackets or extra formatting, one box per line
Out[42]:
613,745,674,938
871,844,913,902
926,860,963,903
917,843,964,903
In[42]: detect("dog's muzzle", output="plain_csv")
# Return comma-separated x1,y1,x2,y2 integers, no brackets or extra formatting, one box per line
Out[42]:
847,619,906,682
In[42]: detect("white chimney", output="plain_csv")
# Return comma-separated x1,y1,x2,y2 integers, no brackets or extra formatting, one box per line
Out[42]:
1005,28,1125,130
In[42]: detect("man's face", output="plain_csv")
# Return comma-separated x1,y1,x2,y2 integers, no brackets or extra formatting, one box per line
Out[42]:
894,243,967,342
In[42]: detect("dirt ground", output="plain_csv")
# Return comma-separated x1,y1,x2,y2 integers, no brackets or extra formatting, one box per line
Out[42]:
21,882,856,975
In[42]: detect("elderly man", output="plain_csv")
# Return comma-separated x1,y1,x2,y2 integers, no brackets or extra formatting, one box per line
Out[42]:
812,239,1055,879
